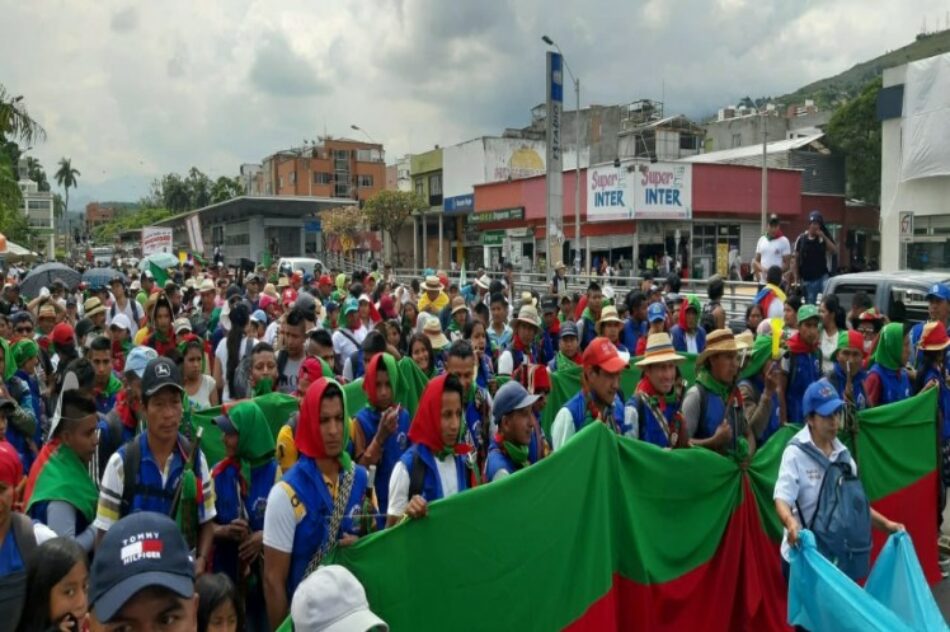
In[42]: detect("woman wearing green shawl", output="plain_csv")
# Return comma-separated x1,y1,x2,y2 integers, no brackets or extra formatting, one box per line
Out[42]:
211,400,279,628
865,321,912,408
22,390,100,552
737,335,785,444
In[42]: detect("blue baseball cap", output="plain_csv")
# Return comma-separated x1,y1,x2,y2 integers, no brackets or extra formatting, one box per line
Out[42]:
124,346,159,379
926,283,950,302
492,381,541,425
250,309,267,324
647,302,667,323
342,297,359,316
560,320,579,338
89,512,194,622
803,378,845,417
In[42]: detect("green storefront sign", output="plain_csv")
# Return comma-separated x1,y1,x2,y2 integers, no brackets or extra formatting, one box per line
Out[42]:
482,230,504,246
470,208,525,224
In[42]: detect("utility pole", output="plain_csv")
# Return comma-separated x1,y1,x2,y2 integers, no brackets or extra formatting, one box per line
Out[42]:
760,108,768,233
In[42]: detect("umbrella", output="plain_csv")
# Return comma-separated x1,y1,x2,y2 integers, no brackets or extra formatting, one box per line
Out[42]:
138,252,180,271
82,267,128,290
20,262,82,298
0,240,39,264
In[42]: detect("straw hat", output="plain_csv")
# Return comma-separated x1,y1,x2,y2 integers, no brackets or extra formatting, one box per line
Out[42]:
596,305,623,334
514,304,541,329
450,296,468,315
734,331,755,349
520,291,536,308
474,274,491,290
277,277,290,289
555,261,566,270
423,275,442,292
422,318,449,349
199,278,215,293
697,328,749,367
635,333,685,367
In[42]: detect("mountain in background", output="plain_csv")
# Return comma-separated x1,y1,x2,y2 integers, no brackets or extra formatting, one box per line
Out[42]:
775,28,950,109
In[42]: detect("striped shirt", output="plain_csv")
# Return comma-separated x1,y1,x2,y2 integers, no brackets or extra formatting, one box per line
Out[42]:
93,443,216,532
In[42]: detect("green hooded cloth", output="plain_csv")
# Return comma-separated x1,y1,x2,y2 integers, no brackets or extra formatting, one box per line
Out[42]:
227,401,277,469
11,338,38,370
739,335,774,381
871,322,905,371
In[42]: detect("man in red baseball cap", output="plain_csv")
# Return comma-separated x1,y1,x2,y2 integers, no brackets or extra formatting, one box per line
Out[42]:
549,336,631,451
317,275,334,302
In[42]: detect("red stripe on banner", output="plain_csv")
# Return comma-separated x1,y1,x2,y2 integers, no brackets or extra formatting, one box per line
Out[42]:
565,479,791,631
870,470,941,586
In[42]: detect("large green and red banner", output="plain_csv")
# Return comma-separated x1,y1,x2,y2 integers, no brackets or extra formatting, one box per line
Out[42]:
332,388,940,631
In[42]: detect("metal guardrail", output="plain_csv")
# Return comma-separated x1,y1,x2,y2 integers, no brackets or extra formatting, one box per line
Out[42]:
391,267,759,323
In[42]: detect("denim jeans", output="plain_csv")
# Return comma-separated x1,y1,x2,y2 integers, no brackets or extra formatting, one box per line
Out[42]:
803,275,827,305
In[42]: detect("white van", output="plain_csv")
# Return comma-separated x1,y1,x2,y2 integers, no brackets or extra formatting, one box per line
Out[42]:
278,257,323,275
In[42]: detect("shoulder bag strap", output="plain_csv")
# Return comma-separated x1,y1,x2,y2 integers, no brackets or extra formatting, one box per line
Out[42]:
408,451,427,500
121,439,141,517
303,467,356,578
11,513,37,564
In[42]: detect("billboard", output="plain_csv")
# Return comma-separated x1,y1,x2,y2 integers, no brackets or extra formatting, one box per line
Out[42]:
545,51,564,255
185,214,204,254
586,161,692,222
141,226,173,256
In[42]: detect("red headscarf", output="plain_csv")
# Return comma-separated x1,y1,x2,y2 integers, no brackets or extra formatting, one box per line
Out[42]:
362,353,400,408
0,441,23,488
295,377,352,469
408,375,470,456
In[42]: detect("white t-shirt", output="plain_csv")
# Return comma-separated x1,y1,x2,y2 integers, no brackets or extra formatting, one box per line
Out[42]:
755,235,791,282
106,298,141,336
773,426,856,561
264,321,280,346
684,331,698,354
279,354,303,394
332,328,361,360
187,374,217,411
820,329,839,375
215,336,251,403
386,456,459,518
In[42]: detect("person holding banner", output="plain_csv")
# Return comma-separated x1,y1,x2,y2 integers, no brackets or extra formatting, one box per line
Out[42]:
625,333,689,449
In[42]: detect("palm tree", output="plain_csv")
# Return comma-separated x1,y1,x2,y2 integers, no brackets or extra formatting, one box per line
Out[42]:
0,84,46,146
55,158,80,239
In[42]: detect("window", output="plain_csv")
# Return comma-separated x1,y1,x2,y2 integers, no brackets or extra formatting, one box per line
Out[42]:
313,172,332,184
428,174,442,196
334,149,349,160
415,179,424,197
279,176,284,188
891,286,930,325
290,171,296,184
358,175,374,188
731,133,742,148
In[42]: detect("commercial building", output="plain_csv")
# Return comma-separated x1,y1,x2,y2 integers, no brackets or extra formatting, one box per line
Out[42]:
703,101,830,153
879,51,950,271
17,158,54,256
153,195,358,265
244,137,386,203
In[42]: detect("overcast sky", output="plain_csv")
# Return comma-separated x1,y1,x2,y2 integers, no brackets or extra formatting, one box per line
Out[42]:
2,0,947,208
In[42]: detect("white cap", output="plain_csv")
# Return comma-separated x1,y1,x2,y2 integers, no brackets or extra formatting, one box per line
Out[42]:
110,314,132,331
291,566,388,632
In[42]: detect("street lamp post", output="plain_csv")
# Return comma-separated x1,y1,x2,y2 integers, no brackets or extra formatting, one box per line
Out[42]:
350,124,378,145
542,35,581,273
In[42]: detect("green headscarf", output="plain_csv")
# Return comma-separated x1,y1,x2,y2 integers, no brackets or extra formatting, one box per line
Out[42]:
0,339,16,381
739,335,773,380
227,401,277,468
11,338,38,370
335,273,347,292
871,322,905,371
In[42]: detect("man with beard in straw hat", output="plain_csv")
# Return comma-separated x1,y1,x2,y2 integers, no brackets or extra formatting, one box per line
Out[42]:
625,332,690,449
682,328,757,456
262,377,372,629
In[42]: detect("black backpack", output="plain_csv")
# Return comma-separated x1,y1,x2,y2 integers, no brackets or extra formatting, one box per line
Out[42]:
119,435,200,518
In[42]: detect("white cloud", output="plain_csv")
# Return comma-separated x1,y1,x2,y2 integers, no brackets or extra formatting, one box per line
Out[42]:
0,0,943,207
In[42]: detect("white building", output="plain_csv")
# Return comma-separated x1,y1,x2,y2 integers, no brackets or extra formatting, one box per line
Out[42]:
880,52,950,271
17,159,54,257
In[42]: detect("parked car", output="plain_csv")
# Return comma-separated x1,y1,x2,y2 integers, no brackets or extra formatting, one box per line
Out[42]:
823,271,950,330
278,257,323,276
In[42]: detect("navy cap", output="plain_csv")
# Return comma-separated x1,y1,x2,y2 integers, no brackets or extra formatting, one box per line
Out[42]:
803,378,845,417
560,320,579,338
141,357,184,398
214,413,238,435
808,210,823,224
647,302,667,323
89,512,194,622
926,283,950,302
492,381,540,425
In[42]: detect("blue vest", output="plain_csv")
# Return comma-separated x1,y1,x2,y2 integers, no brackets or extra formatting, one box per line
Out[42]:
475,354,494,390
282,457,368,599
622,319,647,355
580,318,597,350
786,352,822,424
95,391,118,416
28,500,90,540
738,376,781,444
564,391,629,436
464,388,492,456
828,364,867,411
485,440,523,482
691,384,742,448
626,393,682,448
921,366,950,441
397,444,469,504
118,433,200,517
351,406,411,517
212,459,278,579
868,364,911,407
670,325,706,354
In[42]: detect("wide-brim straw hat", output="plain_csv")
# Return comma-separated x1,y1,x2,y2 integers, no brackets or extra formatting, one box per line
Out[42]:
635,333,685,367
596,305,623,334
514,305,542,329
697,328,749,367
474,275,491,290
423,275,442,292
451,296,468,315
423,319,449,349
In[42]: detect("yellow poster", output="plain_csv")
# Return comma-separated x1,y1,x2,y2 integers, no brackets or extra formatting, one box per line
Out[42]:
179,251,187,264
716,243,729,278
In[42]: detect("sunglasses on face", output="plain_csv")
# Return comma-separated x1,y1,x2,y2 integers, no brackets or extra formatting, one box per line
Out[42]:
15,326,32,334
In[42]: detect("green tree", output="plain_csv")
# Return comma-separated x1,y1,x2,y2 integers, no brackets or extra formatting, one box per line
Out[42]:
0,84,46,147
210,175,242,204
825,78,882,204
362,189,426,265
185,167,212,209
54,157,80,219
26,156,50,192
161,173,190,212
0,156,29,242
